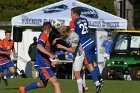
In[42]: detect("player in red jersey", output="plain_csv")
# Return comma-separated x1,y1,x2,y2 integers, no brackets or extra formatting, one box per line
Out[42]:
19,22,61,93
0,31,16,86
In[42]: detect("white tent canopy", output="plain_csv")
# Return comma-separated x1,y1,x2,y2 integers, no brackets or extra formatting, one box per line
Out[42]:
11,0,127,29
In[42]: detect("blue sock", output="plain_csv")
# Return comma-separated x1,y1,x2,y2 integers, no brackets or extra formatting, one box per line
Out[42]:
25,82,38,91
90,70,98,82
5,71,12,78
94,65,100,76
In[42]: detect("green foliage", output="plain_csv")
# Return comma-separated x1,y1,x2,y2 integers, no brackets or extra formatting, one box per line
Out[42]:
133,0,140,29
0,0,59,21
80,0,115,14
0,0,115,21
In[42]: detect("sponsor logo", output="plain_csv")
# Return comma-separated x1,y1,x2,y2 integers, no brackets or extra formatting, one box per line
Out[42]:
78,6,98,18
43,4,68,13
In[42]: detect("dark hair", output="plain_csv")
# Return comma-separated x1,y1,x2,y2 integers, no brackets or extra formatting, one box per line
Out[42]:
5,30,11,34
43,22,52,28
33,37,37,40
71,7,81,16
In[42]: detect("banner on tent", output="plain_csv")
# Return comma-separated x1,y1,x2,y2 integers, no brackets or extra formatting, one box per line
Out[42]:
22,18,65,25
88,19,120,28
21,18,124,29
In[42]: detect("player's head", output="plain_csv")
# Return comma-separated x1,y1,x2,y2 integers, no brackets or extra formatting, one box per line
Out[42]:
58,26,70,38
107,32,112,40
5,31,11,41
71,7,81,18
42,22,52,33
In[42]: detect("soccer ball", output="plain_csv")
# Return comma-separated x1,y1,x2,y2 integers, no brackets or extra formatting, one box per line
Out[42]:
51,20,62,28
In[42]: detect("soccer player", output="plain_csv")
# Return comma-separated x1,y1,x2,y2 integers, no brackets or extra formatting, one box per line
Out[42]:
53,26,88,93
70,7,103,93
19,22,61,93
0,31,16,86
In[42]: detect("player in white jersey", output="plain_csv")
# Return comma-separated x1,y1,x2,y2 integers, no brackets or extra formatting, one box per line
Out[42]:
53,26,87,93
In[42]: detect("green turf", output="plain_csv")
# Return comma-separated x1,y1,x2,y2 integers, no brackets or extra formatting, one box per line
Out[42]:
0,78,140,93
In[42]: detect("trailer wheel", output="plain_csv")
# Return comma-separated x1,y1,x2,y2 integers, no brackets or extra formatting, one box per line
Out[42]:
130,67,140,80
102,66,115,80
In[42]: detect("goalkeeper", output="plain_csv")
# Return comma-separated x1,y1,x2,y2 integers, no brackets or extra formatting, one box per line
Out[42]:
53,26,88,93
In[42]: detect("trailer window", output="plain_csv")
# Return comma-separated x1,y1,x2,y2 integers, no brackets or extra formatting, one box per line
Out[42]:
130,36,140,48
114,35,128,50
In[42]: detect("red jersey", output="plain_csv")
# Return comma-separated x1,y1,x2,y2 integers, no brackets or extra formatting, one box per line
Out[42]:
0,39,14,64
69,18,76,30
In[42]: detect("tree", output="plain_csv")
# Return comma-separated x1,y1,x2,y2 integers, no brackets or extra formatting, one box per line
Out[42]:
0,0,115,21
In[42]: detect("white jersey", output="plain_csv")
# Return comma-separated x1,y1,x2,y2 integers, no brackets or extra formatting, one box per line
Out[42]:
65,31,85,71
65,31,83,57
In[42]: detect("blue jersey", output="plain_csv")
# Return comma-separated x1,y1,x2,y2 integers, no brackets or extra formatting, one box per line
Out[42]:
70,17,95,64
102,40,113,54
72,17,94,49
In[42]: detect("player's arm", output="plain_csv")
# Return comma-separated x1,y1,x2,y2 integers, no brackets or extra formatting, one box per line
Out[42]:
0,50,10,56
37,35,55,59
52,37,63,45
57,44,77,53
37,44,55,58
57,34,79,53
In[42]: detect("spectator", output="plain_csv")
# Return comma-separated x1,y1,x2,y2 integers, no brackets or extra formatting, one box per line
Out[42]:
28,37,37,61
28,37,38,78
101,32,113,66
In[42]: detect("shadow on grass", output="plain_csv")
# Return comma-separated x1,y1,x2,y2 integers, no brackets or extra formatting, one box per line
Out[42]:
4,87,19,90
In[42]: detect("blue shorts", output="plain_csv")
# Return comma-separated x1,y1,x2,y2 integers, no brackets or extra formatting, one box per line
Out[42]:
84,43,96,64
0,61,14,72
37,66,55,82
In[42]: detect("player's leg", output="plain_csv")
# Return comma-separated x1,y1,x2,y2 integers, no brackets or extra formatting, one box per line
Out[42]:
5,61,15,78
74,71,83,93
0,62,15,86
19,67,49,93
0,65,4,77
81,66,88,91
0,64,5,83
84,51,102,93
48,76,61,93
19,80,45,93
93,62,103,83
73,53,85,93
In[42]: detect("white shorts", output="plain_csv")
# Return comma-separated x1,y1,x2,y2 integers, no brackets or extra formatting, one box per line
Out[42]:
73,51,85,71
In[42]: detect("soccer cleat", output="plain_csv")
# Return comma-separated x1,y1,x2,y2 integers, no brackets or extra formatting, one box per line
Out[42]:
96,82,104,93
100,78,104,83
96,85,101,93
2,76,8,86
19,86,26,93
83,86,89,92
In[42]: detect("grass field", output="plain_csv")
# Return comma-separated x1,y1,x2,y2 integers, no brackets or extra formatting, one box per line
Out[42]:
0,78,140,93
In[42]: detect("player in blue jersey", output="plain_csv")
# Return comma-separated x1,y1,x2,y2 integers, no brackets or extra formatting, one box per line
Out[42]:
70,7,103,93
19,22,61,93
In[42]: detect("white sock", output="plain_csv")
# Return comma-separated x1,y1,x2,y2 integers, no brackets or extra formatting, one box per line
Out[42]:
95,81,101,86
4,76,7,79
82,72,86,87
77,78,83,93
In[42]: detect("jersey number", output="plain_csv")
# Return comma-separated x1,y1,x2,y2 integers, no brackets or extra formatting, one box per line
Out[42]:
79,23,88,35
